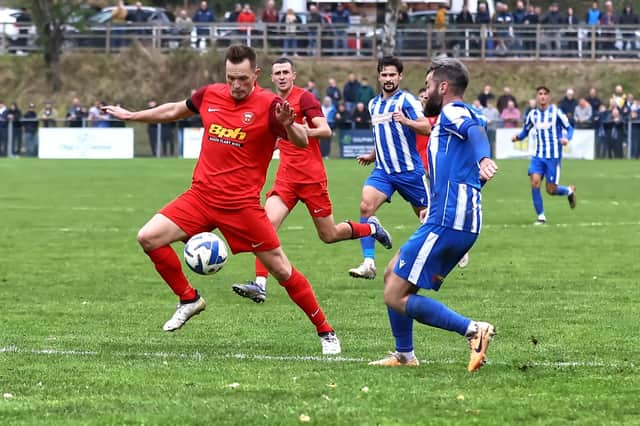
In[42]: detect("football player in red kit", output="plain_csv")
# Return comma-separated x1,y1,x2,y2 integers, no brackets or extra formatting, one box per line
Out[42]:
103,45,341,354
232,57,392,304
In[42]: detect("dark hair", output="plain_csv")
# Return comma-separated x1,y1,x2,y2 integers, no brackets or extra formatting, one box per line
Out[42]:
272,56,295,70
426,57,469,96
225,44,257,69
536,85,550,93
377,55,403,74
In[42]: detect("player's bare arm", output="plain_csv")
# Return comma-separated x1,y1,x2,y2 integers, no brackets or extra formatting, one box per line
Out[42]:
103,101,193,123
560,137,569,145
511,134,519,142
276,101,308,148
357,148,376,166
392,111,431,136
479,158,498,181
303,116,332,139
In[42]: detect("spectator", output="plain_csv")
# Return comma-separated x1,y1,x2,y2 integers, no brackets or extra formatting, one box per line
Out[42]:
574,98,593,128
281,8,300,56
477,85,495,108
342,72,360,113
599,1,618,57
66,97,85,127
161,121,176,157
333,102,352,130
593,103,609,158
15,7,31,51
610,85,627,109
307,4,324,56
483,100,501,129
147,100,159,156
496,86,517,113
326,78,342,106
352,102,371,129
434,4,448,55
320,96,335,158
331,3,350,55
355,77,375,106
456,3,474,24
22,103,38,157
587,87,602,112
131,1,145,23
523,5,539,51
499,99,520,128
493,2,514,55
261,0,278,23
226,3,242,22
604,107,626,158
193,1,215,47
586,1,602,25
541,3,563,54
619,5,639,51
40,101,57,128
396,3,410,52
475,2,492,53
305,79,321,101
522,98,537,120
565,7,580,53
559,88,578,124
175,9,194,47
237,3,257,33
0,102,7,156
7,102,22,155
630,109,640,159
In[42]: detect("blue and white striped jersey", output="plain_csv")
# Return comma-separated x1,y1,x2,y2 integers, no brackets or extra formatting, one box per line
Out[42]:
368,90,425,174
518,104,574,159
426,101,488,234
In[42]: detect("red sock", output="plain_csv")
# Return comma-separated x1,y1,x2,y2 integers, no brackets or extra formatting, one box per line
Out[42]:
146,246,197,302
345,220,373,238
279,268,333,334
255,257,269,280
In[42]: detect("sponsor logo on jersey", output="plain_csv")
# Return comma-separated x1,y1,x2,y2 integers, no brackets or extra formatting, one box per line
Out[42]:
207,124,247,141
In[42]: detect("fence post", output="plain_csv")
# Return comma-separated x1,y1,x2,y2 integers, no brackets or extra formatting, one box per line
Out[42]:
7,121,14,157
155,123,162,158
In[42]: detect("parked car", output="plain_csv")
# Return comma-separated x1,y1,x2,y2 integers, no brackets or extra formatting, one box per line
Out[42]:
0,7,36,51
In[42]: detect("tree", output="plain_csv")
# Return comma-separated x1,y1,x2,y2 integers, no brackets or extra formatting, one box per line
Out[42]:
379,0,401,57
30,0,83,92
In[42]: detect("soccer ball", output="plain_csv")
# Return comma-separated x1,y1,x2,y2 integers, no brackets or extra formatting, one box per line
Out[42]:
183,232,228,275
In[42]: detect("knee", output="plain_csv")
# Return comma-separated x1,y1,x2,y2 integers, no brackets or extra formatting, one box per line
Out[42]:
359,200,375,216
546,184,557,195
136,228,156,252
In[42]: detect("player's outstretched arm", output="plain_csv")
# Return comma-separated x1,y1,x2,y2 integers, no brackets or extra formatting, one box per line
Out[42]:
392,111,431,136
103,101,193,124
304,116,333,139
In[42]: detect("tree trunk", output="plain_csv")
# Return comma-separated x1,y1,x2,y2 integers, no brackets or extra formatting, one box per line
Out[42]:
381,0,401,57
30,0,66,92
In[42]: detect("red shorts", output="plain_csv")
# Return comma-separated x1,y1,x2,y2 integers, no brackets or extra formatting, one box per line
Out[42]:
266,179,333,218
159,188,280,254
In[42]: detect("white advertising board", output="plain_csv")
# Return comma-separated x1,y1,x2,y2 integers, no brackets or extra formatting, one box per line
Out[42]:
38,128,134,159
495,128,595,160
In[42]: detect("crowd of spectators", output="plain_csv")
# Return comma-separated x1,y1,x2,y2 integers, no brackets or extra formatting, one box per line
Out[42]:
470,83,640,159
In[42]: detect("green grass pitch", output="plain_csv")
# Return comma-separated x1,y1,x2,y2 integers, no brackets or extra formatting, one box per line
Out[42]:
1,158,638,425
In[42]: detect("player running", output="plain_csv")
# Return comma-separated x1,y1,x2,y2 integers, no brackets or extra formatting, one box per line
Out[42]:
232,57,392,304
103,45,341,355
512,85,577,225
369,57,498,372
349,56,431,280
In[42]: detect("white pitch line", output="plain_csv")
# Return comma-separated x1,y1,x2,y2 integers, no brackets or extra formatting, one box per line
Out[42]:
0,346,635,369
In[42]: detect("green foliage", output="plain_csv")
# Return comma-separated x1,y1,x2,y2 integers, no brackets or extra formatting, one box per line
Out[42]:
0,158,639,424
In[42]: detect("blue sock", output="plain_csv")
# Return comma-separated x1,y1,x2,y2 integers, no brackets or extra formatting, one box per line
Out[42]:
554,185,569,196
387,306,413,352
532,187,544,215
359,216,375,259
406,294,471,336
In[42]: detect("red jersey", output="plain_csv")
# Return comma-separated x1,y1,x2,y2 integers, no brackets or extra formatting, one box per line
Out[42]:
189,83,287,208
276,86,327,184
416,115,439,172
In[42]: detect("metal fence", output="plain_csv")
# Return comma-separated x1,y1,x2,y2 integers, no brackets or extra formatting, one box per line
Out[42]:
2,21,640,60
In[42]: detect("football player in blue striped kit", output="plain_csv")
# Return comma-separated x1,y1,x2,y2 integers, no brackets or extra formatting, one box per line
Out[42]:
349,55,431,280
369,57,498,372
512,85,577,225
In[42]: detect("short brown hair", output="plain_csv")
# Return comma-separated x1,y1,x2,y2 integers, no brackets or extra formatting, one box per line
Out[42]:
225,44,257,69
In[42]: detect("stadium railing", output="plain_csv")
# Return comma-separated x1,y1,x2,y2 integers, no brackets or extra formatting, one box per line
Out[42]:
4,22,640,60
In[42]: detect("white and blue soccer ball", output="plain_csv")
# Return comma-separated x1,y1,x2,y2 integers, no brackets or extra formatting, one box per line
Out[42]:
184,232,228,275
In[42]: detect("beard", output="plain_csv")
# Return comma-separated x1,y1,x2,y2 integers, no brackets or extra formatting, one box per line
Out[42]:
382,82,398,95
423,92,443,117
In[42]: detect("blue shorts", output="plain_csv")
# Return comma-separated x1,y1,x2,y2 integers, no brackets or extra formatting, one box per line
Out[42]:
394,224,477,291
364,167,429,208
528,157,562,185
